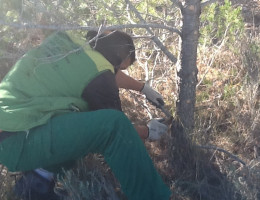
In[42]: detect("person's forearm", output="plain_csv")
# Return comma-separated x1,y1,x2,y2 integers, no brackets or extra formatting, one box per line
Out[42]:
115,70,144,91
134,125,149,140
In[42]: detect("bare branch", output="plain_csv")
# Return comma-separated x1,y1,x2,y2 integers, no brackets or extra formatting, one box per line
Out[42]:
110,24,181,35
201,0,220,9
196,145,246,166
0,20,181,35
170,0,184,10
124,0,178,64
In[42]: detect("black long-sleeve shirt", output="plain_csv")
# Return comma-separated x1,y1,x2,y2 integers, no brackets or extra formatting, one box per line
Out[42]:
81,70,122,111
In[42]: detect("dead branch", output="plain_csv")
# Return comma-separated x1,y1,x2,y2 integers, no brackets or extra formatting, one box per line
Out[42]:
0,20,180,35
201,0,220,9
196,145,246,166
124,0,178,64
170,0,184,10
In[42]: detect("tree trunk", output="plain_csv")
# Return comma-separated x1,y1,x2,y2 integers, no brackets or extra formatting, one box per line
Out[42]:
176,0,201,131
170,0,201,175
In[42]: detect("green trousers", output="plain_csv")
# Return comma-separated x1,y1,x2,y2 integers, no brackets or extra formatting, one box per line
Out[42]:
0,109,171,200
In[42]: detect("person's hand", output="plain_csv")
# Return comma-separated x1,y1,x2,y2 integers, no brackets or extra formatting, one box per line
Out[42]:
141,83,164,107
147,119,168,140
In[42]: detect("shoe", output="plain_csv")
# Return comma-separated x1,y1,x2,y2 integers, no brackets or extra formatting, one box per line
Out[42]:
14,171,62,200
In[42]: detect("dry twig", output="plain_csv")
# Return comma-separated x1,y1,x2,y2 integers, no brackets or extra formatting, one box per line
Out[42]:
124,0,178,64
196,145,246,166
0,20,180,35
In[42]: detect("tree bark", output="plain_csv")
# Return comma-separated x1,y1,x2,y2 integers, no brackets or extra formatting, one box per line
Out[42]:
170,0,201,175
176,0,201,131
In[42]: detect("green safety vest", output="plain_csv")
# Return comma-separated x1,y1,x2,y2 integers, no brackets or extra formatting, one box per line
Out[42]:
0,32,114,131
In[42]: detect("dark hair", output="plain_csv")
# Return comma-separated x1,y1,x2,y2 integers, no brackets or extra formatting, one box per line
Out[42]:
86,30,135,70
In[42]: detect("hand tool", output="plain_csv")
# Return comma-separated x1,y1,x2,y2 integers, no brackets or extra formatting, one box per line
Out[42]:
157,104,173,125
157,104,172,118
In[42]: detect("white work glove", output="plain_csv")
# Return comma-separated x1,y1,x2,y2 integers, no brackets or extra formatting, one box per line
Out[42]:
147,119,168,140
141,82,164,107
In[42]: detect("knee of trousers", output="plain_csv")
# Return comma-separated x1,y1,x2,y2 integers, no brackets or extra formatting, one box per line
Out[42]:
105,109,132,127
102,109,135,136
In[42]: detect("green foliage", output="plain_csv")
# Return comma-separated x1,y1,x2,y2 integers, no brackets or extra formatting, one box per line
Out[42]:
223,84,237,101
197,78,212,102
136,0,168,19
200,0,244,47
249,41,260,57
